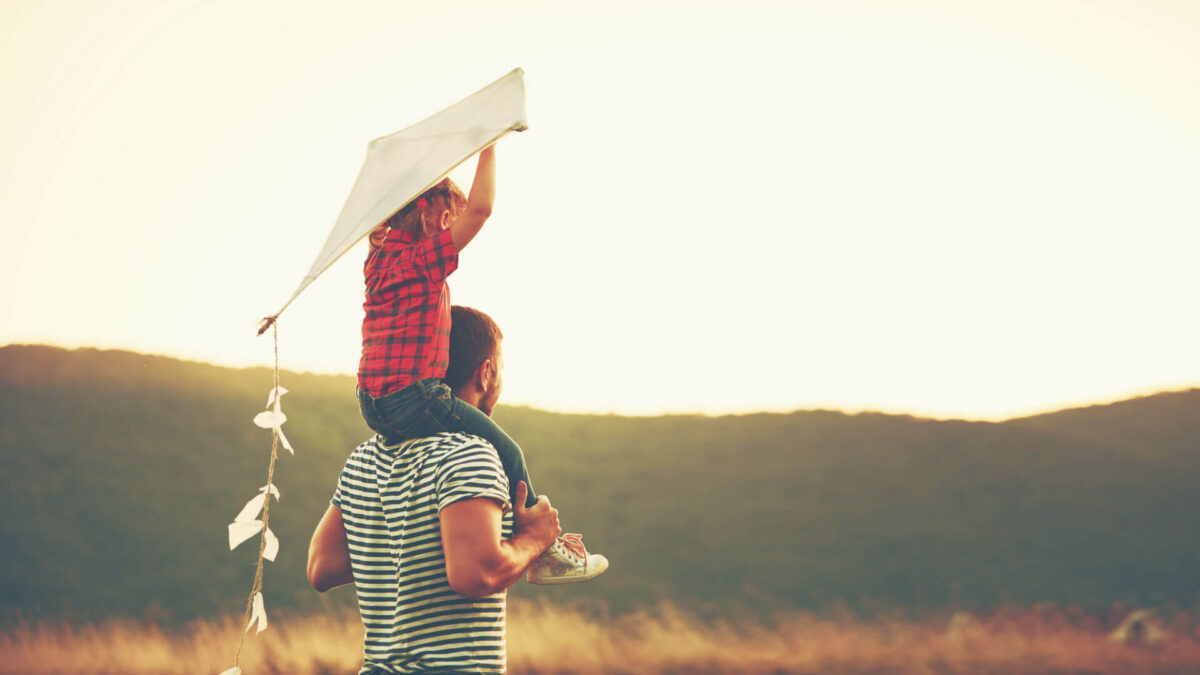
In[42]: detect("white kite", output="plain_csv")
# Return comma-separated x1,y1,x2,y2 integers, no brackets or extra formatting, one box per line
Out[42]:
258,67,528,333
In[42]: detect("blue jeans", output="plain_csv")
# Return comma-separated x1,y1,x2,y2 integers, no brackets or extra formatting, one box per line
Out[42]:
358,378,536,508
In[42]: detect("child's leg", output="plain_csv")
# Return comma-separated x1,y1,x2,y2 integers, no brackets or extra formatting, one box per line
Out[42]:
360,379,537,508
357,381,447,441
421,383,538,509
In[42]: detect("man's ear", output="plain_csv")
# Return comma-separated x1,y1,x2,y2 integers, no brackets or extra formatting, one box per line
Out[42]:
476,359,495,389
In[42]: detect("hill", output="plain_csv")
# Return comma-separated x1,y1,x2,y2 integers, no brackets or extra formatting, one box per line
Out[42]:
1,345,1198,624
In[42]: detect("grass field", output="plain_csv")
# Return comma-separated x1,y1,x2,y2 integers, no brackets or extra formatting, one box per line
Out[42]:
4,602,1200,674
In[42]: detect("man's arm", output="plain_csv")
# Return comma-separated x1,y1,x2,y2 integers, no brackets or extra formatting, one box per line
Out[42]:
440,481,558,599
449,145,495,253
307,505,354,593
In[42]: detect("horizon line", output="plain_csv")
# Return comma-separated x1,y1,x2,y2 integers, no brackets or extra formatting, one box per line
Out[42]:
3,340,1196,424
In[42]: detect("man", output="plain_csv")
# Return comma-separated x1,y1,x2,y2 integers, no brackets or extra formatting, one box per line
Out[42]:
307,306,592,674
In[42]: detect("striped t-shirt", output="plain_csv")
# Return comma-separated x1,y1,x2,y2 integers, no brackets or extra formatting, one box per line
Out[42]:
333,432,513,674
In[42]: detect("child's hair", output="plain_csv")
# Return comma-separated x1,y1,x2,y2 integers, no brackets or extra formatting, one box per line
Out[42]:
370,178,467,247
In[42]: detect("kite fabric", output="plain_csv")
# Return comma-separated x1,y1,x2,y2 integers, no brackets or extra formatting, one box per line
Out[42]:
259,68,528,332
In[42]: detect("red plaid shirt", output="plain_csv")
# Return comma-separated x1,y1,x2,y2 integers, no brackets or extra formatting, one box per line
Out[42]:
359,227,459,397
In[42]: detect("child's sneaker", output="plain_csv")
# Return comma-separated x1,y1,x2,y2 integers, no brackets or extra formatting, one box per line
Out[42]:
527,533,608,585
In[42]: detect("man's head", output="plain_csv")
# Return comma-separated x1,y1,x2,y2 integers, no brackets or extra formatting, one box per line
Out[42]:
445,305,504,416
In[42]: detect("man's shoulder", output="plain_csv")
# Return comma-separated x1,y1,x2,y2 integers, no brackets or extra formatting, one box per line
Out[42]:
423,432,501,465
371,431,492,449
348,432,505,493
373,432,500,462
344,433,483,462
425,433,510,513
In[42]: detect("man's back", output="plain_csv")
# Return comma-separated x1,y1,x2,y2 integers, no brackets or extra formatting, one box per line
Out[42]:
334,432,512,674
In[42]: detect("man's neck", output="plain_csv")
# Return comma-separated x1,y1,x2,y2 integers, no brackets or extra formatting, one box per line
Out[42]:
454,387,483,411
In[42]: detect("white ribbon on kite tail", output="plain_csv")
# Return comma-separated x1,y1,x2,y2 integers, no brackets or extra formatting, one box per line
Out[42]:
257,67,529,335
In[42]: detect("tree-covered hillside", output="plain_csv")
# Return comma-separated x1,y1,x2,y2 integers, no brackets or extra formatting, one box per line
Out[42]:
1,345,1198,625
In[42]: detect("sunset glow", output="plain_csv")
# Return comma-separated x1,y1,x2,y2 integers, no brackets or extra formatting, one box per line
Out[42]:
2,0,1198,419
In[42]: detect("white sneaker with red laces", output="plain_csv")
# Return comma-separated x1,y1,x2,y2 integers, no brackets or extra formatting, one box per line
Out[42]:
526,533,609,585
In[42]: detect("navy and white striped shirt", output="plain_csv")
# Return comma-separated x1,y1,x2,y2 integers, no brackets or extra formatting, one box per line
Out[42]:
333,432,513,674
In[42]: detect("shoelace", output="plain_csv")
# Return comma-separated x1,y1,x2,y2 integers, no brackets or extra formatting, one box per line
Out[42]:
559,533,587,562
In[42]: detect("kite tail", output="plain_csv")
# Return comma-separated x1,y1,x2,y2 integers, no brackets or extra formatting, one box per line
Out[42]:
232,320,283,669
257,315,278,336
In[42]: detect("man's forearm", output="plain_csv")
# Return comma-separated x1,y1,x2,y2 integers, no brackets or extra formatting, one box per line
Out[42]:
441,486,559,599
441,492,556,595
480,531,549,594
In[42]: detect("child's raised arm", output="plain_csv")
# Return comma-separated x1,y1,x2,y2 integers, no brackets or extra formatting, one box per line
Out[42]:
449,145,495,253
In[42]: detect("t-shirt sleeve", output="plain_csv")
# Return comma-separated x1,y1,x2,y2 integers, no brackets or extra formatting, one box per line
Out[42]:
435,437,511,513
410,228,460,285
331,438,374,510
331,450,352,510
331,473,345,510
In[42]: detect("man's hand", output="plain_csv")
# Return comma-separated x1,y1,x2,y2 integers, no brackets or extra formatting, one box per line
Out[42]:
512,481,559,554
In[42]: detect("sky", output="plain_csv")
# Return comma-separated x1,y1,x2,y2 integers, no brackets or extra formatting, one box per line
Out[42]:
1,0,1198,420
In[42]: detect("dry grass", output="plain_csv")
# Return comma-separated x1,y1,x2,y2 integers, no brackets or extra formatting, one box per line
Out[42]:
4,602,1200,674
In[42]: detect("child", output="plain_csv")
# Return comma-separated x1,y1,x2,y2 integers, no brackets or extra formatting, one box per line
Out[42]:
357,144,606,584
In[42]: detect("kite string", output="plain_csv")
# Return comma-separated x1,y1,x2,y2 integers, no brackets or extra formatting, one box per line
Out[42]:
234,321,282,667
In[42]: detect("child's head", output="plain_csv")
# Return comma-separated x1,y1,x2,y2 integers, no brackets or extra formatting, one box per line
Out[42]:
373,178,467,246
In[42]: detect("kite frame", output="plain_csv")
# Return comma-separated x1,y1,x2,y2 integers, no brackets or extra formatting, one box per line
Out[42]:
260,67,528,332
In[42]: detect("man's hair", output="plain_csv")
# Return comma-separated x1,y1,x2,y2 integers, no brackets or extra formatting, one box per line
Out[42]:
445,305,503,392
